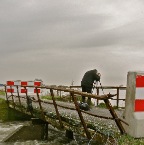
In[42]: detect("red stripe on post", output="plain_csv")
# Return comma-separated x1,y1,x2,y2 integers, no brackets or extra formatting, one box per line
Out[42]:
135,99,144,112
21,89,27,93
34,89,40,93
136,75,144,87
7,89,14,93
34,82,41,86
21,82,27,86
7,81,14,86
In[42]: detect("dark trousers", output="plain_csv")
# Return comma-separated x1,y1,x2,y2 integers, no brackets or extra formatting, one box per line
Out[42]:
81,85,92,102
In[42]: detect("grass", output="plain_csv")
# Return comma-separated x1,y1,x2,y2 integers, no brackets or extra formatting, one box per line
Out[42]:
0,98,5,102
117,134,144,145
0,89,5,95
97,102,107,108
97,102,118,109
0,99,31,121
0,98,9,121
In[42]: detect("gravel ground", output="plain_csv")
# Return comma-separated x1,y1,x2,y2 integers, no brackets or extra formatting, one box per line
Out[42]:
31,99,124,133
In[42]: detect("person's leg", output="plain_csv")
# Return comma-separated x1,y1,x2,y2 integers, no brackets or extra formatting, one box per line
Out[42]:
86,87,92,105
81,85,86,102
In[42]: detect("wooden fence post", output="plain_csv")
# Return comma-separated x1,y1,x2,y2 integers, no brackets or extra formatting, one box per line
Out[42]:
10,86,15,108
16,85,23,111
104,99,125,134
71,92,91,140
96,87,99,106
116,87,120,108
4,85,9,106
50,89,63,128
35,87,45,120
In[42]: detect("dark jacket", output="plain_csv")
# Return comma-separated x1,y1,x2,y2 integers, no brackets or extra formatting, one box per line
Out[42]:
81,69,100,87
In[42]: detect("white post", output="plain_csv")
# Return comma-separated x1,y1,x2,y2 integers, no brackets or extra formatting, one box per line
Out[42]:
123,71,144,138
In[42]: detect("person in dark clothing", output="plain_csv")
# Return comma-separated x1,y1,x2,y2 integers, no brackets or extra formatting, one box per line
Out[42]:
81,69,101,104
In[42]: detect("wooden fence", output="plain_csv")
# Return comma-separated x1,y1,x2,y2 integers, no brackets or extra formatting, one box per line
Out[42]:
3,84,128,140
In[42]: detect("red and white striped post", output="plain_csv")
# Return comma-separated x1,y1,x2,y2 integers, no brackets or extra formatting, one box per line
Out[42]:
135,75,144,112
6,81,15,93
123,71,144,138
6,80,41,95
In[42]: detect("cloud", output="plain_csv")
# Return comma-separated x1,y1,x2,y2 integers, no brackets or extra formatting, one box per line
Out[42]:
0,0,144,86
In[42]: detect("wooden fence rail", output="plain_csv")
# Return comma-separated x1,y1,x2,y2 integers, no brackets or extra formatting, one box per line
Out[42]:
70,86,127,108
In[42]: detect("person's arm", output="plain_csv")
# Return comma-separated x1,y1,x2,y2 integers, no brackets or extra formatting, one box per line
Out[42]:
94,72,101,82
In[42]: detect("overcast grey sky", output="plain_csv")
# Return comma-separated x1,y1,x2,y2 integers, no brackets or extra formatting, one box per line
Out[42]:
0,0,144,86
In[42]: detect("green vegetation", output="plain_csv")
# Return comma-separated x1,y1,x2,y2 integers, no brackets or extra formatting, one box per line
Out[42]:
0,89,5,95
118,134,144,145
0,99,31,121
97,102,118,109
0,98,5,102
0,98,8,121
97,102,107,108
